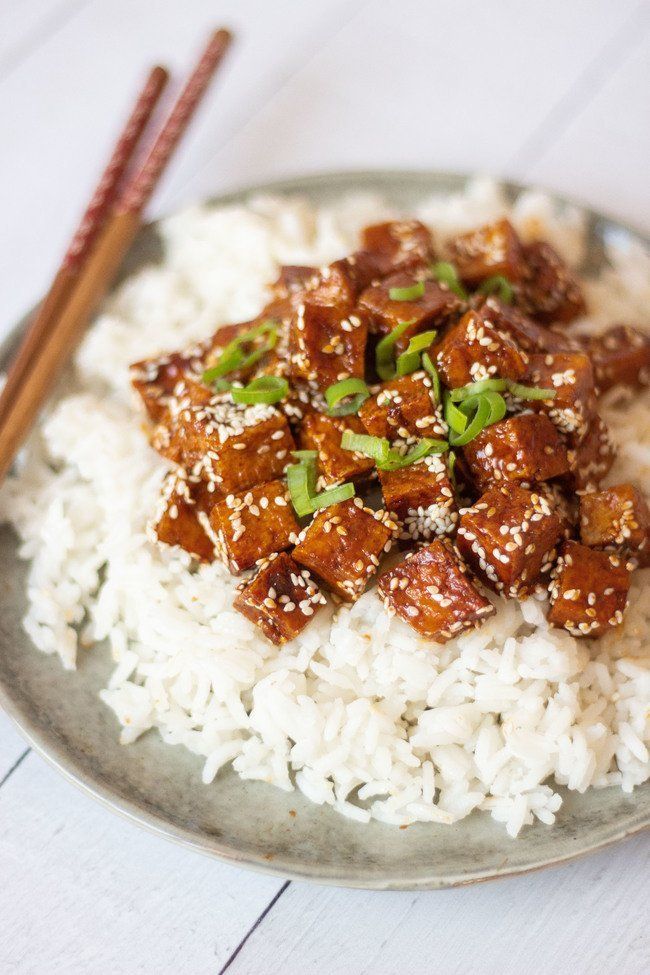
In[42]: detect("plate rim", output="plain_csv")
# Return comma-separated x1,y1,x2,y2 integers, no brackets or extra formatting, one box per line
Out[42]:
1,167,648,890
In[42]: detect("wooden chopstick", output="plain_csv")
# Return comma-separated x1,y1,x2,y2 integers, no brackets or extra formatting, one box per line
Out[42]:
0,28,232,484
0,65,169,427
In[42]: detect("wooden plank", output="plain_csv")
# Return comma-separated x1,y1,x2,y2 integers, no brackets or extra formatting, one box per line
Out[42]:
526,30,650,229
0,0,88,78
0,752,284,973
0,0,362,341
225,833,650,974
184,0,641,200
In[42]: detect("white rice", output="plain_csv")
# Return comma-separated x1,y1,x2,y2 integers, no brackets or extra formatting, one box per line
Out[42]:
2,178,649,838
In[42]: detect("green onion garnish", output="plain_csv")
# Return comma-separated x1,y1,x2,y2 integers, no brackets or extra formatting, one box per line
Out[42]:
230,376,288,405
477,275,514,304
507,382,556,401
430,261,468,300
202,320,278,385
422,352,441,404
389,280,425,302
396,330,437,376
375,320,414,381
444,395,469,435
444,387,508,446
325,378,370,416
287,451,354,516
340,430,448,470
449,378,508,402
447,450,457,486
447,395,492,446
340,430,391,464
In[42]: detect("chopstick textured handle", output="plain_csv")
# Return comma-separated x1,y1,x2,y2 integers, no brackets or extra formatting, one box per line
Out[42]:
64,65,168,269
119,30,231,215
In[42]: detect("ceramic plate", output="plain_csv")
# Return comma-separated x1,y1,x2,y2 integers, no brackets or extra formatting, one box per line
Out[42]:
1,171,648,890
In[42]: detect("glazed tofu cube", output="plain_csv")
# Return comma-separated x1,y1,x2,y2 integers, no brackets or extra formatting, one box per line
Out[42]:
579,484,650,555
358,371,445,441
521,241,586,324
210,480,300,574
176,402,295,495
564,415,616,493
446,219,526,284
361,220,435,275
477,297,579,355
358,273,461,346
131,342,213,423
462,413,569,490
233,552,326,645
378,539,495,642
298,413,374,486
289,300,368,391
585,325,650,393
548,541,631,637
537,481,579,539
378,453,457,542
270,265,319,300
433,310,528,388
151,473,215,563
523,352,597,438
293,498,395,601
457,484,562,597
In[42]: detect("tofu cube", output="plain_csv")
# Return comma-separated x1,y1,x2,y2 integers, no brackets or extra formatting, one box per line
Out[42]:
210,480,301,574
564,415,616,493
585,325,650,393
446,218,526,284
293,498,396,601
289,300,368,391
462,412,569,490
234,552,326,645
521,241,586,324
548,541,631,637
579,484,650,555
478,296,580,354
378,539,495,642
298,413,375,486
131,344,213,423
433,310,528,388
358,371,446,441
457,484,562,597
359,273,461,346
361,220,435,275
523,351,597,438
151,473,215,562
378,453,457,542
270,265,319,300
175,402,295,495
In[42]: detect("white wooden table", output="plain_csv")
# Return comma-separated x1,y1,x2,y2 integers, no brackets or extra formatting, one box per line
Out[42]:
1,2,649,971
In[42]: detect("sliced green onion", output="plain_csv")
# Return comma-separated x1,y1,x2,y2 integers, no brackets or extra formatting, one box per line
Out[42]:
202,320,278,385
377,438,449,471
325,378,370,416
449,378,508,402
507,381,557,401
422,352,441,404
444,395,468,435
477,275,514,304
340,430,390,464
430,261,468,300
308,482,355,512
286,460,317,517
375,320,414,381
230,376,288,405
447,450,457,486
388,281,425,302
396,330,437,376
448,395,492,446
287,450,355,516
480,390,507,424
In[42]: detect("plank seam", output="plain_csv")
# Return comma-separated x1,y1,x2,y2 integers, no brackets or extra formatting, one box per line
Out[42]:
217,880,291,974
0,0,92,85
0,747,31,790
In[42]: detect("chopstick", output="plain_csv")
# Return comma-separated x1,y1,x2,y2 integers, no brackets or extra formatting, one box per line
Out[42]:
0,65,169,426
0,28,232,483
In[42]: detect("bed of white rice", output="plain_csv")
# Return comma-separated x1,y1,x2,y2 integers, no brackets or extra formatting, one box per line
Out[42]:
2,178,649,837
